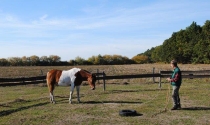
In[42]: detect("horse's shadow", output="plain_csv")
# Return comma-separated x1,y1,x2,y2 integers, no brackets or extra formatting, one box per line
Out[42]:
53,95,143,104
82,100,143,104
181,107,210,111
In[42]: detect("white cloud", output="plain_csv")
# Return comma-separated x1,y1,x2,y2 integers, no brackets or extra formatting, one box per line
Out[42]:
40,14,48,21
0,0,210,60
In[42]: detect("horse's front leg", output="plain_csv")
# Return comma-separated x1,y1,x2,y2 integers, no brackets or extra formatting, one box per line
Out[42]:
69,85,74,104
76,86,81,103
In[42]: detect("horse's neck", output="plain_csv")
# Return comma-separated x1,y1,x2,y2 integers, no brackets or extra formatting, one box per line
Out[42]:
80,70,91,79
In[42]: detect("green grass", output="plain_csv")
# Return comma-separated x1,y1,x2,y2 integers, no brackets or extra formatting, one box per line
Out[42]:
0,80,209,125
0,64,210,125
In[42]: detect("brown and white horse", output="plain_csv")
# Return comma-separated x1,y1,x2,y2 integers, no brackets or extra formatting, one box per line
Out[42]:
46,68,96,104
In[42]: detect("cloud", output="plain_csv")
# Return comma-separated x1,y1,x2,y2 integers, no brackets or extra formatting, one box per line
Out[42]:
0,0,210,60
40,14,48,20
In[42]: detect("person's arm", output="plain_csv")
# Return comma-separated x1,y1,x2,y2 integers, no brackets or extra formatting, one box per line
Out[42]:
169,73,180,82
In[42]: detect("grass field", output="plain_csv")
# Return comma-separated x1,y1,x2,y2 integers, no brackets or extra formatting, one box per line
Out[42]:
0,64,210,125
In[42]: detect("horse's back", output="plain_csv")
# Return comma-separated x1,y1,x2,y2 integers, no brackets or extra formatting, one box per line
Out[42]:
69,68,81,77
58,68,81,86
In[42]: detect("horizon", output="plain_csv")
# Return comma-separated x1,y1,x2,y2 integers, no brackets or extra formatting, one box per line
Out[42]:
0,0,210,61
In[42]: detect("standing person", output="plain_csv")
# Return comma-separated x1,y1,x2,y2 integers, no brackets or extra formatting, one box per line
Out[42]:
167,60,182,110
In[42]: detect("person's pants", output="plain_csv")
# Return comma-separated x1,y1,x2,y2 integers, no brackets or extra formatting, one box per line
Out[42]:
172,86,180,106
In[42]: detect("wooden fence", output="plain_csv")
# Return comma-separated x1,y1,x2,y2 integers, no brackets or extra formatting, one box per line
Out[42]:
0,76,46,86
158,70,210,88
0,70,210,90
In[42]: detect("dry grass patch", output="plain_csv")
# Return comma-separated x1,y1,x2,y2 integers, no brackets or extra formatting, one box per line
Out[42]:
0,64,210,125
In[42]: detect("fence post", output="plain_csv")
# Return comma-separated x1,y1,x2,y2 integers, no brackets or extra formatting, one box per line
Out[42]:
97,69,99,84
153,67,155,83
22,77,25,84
40,70,43,75
103,71,106,91
159,70,161,88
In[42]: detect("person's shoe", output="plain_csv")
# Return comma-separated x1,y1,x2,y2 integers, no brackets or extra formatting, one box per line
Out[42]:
171,105,178,110
177,104,181,109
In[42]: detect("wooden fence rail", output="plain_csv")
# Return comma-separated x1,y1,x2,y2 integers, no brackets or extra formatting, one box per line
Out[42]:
0,70,209,90
0,76,46,86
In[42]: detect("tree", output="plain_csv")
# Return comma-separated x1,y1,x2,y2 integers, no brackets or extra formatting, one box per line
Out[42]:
202,20,210,40
87,56,96,65
131,55,148,64
48,55,61,65
22,56,30,66
7,57,22,66
193,40,210,64
30,55,40,66
0,58,9,66
75,56,86,65
49,55,61,62
40,56,49,65
151,45,162,62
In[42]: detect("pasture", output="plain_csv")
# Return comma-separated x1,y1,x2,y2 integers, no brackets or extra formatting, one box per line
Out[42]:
0,64,210,125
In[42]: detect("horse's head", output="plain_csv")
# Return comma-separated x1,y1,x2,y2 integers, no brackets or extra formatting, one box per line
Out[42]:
87,73,96,90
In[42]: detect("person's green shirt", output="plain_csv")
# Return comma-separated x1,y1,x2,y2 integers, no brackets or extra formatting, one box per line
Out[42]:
171,67,182,86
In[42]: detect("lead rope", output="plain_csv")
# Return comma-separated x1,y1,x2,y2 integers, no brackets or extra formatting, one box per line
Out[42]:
164,81,171,111
151,80,171,118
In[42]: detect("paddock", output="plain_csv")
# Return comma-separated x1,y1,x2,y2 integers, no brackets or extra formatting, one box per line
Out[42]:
0,64,210,124
0,79,210,125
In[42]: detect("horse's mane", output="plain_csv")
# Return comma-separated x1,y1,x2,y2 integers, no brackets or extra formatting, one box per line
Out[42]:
81,69,91,74
80,69,96,78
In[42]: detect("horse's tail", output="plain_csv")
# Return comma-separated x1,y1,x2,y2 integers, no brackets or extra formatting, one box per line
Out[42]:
46,71,53,93
46,72,50,85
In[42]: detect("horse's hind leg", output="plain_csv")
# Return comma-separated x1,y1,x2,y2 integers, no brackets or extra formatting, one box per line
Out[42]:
50,92,55,104
47,83,55,104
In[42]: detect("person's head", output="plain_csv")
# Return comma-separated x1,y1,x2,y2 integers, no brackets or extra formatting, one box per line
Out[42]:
170,60,177,68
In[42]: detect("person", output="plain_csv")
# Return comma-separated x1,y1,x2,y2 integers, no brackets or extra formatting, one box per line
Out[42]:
166,60,182,110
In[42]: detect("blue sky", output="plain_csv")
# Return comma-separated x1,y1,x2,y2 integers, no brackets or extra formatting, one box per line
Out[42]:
0,0,210,61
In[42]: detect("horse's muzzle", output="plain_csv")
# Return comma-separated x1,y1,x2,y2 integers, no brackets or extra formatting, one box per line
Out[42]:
91,87,95,90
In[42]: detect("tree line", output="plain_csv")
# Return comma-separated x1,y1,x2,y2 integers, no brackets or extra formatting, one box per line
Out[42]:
0,55,64,66
0,54,141,66
140,20,210,64
1,20,209,66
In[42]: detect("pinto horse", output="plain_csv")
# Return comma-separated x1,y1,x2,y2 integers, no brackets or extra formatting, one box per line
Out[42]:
46,68,96,104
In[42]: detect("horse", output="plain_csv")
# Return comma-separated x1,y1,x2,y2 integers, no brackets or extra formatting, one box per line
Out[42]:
46,68,96,104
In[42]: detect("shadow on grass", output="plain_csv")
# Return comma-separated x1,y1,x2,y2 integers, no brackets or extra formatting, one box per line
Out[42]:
0,104,11,108
50,96,143,105
0,102,49,117
134,113,143,116
120,113,143,117
106,89,167,94
82,100,143,104
181,107,210,110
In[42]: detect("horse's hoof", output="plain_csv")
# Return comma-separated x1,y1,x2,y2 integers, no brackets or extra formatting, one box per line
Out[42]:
51,101,56,104
69,101,72,104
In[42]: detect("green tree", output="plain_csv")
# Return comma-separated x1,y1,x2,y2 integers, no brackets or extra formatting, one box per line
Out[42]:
75,56,86,65
40,56,49,65
0,58,9,66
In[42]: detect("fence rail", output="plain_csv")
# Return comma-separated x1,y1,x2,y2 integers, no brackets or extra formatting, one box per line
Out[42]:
0,70,209,89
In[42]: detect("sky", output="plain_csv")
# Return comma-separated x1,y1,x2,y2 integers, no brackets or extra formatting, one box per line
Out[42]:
0,0,210,61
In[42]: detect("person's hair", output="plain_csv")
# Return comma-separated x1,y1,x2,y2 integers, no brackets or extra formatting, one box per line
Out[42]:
171,60,177,66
